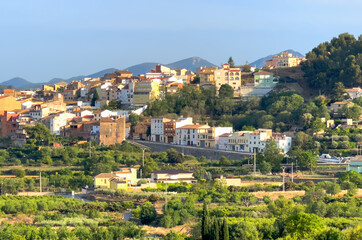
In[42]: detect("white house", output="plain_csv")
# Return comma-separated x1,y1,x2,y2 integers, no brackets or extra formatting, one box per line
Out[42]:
346,88,362,99
176,124,209,146
273,134,292,154
47,112,76,135
218,133,232,150
151,118,170,142
22,101,36,110
117,83,134,105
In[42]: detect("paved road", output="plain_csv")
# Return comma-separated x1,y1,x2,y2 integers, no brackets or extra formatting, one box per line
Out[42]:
133,140,253,160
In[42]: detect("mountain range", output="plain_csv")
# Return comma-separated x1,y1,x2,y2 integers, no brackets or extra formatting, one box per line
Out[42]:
1,51,304,90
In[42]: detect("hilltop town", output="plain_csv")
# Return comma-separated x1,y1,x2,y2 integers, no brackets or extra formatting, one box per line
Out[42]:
1,33,362,239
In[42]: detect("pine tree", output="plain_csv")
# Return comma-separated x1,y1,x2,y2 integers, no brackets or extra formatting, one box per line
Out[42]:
222,218,229,240
228,57,235,68
201,202,211,240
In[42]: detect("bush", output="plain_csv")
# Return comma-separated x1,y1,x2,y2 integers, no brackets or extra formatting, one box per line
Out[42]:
12,169,25,178
140,202,156,224
148,194,159,203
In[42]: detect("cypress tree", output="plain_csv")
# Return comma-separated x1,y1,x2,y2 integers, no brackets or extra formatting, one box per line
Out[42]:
201,202,211,240
213,217,220,240
222,218,229,240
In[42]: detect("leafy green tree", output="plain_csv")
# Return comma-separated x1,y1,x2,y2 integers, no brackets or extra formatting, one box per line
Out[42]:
326,182,341,195
338,170,362,187
12,169,25,178
24,123,53,146
229,222,259,240
219,84,234,99
331,82,348,102
140,202,156,224
311,118,326,133
285,212,324,239
264,141,284,172
315,228,345,240
219,156,232,166
167,148,184,164
297,151,317,172
259,161,272,174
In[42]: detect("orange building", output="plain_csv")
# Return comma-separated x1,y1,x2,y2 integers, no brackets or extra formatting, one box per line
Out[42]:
0,96,22,111
134,120,150,140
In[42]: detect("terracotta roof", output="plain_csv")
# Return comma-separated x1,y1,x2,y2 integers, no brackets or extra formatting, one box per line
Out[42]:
219,133,232,137
95,173,115,178
152,170,193,174
177,124,209,129
346,88,361,92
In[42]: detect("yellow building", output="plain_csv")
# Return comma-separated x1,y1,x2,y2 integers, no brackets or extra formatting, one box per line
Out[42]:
133,79,160,106
198,67,218,87
265,52,305,69
94,168,138,189
94,173,115,188
0,96,22,111
214,64,241,97
110,178,129,191
197,126,233,149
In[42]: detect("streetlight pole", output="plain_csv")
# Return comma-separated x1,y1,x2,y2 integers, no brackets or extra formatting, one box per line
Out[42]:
40,172,42,193
140,148,145,179
282,167,286,192
253,148,256,176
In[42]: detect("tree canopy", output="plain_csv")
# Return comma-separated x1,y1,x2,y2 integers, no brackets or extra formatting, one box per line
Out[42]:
302,33,362,93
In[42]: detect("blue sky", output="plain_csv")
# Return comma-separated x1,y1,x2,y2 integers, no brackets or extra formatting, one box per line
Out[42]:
1,0,362,82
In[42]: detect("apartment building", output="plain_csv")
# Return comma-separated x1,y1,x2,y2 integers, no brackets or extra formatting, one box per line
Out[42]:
41,112,76,135
198,67,218,87
214,64,241,97
163,117,193,143
133,79,160,106
197,126,233,149
151,118,170,142
265,51,305,69
176,124,209,146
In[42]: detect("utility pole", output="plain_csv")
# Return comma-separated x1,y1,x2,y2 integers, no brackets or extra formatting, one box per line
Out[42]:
39,172,42,193
89,141,92,158
140,148,145,179
282,167,286,192
253,148,256,176
291,162,294,182
165,182,168,211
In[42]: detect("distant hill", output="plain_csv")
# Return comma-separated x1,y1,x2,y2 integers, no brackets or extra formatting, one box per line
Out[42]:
250,50,305,68
165,57,217,73
1,77,37,89
124,57,217,76
124,63,159,76
48,68,118,84
2,57,216,89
